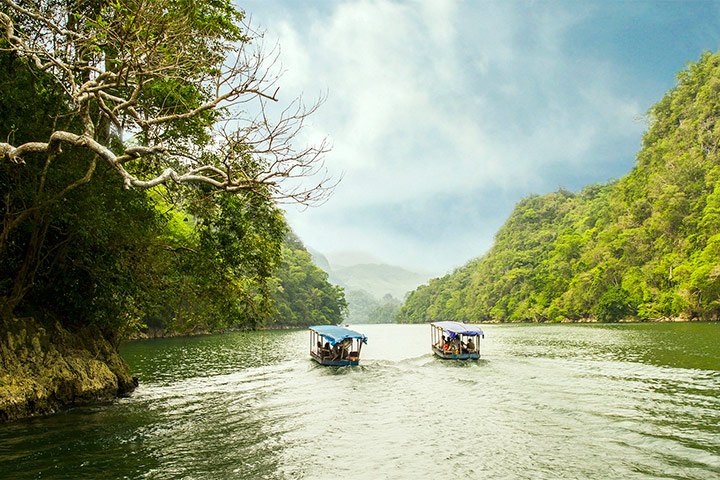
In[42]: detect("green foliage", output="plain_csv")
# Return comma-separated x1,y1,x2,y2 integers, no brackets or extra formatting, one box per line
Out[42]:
138,189,287,334
367,294,401,324
595,286,635,323
343,289,383,324
270,233,348,327
399,50,720,324
1,151,289,336
0,23,330,336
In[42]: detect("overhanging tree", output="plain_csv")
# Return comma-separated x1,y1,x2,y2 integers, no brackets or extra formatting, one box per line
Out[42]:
0,0,333,313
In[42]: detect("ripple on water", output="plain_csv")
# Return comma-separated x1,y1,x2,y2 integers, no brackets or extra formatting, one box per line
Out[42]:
2,324,720,479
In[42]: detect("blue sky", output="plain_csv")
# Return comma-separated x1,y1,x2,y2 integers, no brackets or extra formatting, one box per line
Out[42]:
240,0,720,275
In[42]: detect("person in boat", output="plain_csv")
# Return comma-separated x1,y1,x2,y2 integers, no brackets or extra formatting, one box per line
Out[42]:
322,342,332,359
466,337,475,353
443,337,454,353
448,337,461,354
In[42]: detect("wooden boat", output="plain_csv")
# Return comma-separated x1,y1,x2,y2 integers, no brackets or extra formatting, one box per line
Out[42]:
309,325,368,366
431,321,484,359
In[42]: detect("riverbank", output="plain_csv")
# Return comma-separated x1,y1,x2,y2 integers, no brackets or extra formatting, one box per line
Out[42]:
0,317,136,422
128,326,215,340
393,314,711,325
127,322,304,341
556,313,712,323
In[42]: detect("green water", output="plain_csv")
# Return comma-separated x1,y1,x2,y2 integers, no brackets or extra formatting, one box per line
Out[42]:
1,322,719,479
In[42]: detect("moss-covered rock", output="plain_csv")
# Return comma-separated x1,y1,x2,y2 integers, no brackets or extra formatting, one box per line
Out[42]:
0,317,136,422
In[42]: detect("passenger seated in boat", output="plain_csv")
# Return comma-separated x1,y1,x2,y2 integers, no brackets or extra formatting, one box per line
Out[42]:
466,338,475,353
322,342,332,359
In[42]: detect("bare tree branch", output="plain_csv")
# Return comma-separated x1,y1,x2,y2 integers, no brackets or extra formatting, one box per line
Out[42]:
0,0,334,207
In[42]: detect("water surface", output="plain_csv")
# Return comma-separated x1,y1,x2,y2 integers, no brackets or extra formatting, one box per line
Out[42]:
2,322,719,479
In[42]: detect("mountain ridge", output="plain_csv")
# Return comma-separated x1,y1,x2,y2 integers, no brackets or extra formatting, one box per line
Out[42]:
308,248,430,322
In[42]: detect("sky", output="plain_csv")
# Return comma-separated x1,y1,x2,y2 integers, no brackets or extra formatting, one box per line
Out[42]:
239,0,720,276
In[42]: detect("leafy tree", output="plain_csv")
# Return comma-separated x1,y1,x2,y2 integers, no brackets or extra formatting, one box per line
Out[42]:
270,233,348,327
0,0,332,317
135,189,287,335
595,286,635,323
342,289,383,324
0,1,341,345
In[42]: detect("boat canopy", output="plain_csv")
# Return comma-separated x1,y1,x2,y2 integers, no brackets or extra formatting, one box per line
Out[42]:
309,325,368,347
431,321,484,339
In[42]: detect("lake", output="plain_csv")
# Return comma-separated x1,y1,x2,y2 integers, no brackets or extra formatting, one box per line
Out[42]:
1,322,719,479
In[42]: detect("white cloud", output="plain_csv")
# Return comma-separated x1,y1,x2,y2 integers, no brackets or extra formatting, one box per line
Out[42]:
244,0,695,272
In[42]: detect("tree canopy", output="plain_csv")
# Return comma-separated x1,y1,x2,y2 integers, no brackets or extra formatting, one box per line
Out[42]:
0,0,331,200
270,233,348,328
0,0,341,336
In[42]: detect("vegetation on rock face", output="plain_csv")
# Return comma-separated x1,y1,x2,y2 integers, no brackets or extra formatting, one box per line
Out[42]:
0,0,344,421
0,317,136,421
270,233,348,327
398,51,720,324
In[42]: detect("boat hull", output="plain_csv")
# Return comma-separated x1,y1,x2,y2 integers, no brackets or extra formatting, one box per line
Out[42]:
310,351,360,366
432,345,479,360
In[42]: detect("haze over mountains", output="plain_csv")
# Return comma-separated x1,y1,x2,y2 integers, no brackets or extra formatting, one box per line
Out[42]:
308,248,431,323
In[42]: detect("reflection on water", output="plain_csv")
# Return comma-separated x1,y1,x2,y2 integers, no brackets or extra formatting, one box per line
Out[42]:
1,323,719,479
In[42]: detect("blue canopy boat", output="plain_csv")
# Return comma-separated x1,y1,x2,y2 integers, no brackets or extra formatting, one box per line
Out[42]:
309,325,368,366
431,321,484,359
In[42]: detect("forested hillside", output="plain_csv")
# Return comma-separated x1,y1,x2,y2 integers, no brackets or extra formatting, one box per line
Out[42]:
271,233,348,327
398,51,720,324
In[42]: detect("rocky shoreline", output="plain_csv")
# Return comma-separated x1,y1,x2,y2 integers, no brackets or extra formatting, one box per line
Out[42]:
0,317,136,422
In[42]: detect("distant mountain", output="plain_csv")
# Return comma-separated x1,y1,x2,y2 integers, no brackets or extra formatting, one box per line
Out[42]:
330,263,430,301
307,247,331,273
343,289,383,324
326,250,386,267
307,249,430,323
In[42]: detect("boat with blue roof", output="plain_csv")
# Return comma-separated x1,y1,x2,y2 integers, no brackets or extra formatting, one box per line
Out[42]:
309,325,368,366
431,321,484,359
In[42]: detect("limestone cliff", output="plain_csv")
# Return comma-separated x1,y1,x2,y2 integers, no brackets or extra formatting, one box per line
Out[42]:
0,317,136,422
